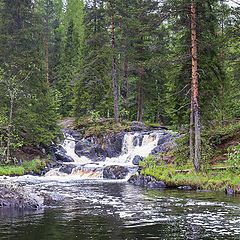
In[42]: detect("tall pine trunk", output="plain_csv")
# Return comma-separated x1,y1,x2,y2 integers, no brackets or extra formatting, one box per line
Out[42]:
191,0,201,172
44,0,50,85
123,54,129,119
111,14,119,122
6,92,14,163
137,67,144,122
189,99,194,162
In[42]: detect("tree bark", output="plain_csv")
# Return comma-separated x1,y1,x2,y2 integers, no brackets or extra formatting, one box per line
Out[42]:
111,14,119,122
123,54,129,119
6,92,14,163
189,99,194,162
44,0,50,85
191,0,201,172
137,67,144,122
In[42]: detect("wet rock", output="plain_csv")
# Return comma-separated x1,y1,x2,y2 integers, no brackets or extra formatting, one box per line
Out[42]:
103,165,129,179
225,186,234,196
147,181,166,189
0,182,44,209
131,121,147,132
132,155,143,165
151,136,176,155
178,186,193,190
75,140,107,161
42,193,65,205
55,151,73,162
52,145,73,162
128,175,166,189
157,134,172,146
59,164,76,174
133,134,144,147
106,132,125,158
63,129,81,141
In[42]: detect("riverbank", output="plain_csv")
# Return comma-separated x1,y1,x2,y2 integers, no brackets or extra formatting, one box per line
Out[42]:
132,152,240,194
0,159,47,176
131,121,240,193
137,164,240,193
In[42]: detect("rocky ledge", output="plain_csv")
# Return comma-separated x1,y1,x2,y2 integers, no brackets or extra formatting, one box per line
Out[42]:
0,182,44,209
128,174,166,189
0,180,64,209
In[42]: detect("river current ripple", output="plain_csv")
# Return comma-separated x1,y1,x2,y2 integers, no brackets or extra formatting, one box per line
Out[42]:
1,176,240,239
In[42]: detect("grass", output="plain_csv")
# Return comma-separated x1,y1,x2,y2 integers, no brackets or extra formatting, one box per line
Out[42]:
0,159,46,176
140,155,240,192
75,117,131,137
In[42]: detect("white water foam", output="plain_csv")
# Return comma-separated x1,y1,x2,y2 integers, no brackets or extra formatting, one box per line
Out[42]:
47,130,169,179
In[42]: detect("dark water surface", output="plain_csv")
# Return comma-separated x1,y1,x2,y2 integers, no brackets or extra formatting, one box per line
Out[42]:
1,178,240,240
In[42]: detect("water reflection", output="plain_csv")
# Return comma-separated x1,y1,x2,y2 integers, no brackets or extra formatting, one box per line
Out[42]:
1,180,240,239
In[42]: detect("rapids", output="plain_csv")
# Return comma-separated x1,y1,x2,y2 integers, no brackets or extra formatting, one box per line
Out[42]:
48,129,175,180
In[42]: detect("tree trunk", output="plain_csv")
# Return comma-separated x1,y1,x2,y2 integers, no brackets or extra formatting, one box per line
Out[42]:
6,92,14,163
123,54,129,119
137,67,144,122
189,99,194,162
44,0,50,85
191,0,201,172
111,14,119,122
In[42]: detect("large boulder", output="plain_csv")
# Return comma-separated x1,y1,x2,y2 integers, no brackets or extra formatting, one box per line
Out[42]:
75,140,107,161
131,121,147,132
103,165,129,179
128,174,166,189
0,182,44,209
105,132,125,158
59,164,76,174
63,129,81,141
133,134,144,147
132,155,143,165
151,133,176,155
52,145,73,162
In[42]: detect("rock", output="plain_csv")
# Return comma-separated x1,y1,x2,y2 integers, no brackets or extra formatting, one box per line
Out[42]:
42,192,65,205
128,175,166,189
131,121,147,132
63,129,81,141
0,182,44,209
147,181,166,189
55,151,73,162
132,155,143,165
225,186,234,196
75,140,107,161
106,132,125,158
151,135,176,155
133,134,144,147
157,134,172,146
59,164,76,174
103,165,129,179
75,132,125,161
45,169,68,177
178,186,193,190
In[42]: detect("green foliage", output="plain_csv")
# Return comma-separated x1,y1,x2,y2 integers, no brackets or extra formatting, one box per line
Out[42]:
0,159,46,176
140,159,240,191
76,117,131,137
172,134,190,166
227,145,240,170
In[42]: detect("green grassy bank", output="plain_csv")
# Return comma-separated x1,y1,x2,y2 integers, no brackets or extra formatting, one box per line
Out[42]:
0,159,47,176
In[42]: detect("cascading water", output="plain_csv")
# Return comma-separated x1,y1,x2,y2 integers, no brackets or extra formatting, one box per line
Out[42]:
47,129,175,180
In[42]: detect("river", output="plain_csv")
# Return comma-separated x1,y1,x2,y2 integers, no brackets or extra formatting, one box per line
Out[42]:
1,177,240,239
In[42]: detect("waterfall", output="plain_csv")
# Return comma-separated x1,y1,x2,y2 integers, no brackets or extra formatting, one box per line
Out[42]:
47,129,174,180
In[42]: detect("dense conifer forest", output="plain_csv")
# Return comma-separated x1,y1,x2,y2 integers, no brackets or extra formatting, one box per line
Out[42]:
0,0,239,174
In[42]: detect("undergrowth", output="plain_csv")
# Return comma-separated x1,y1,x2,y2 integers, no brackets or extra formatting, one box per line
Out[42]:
76,117,131,137
0,159,46,176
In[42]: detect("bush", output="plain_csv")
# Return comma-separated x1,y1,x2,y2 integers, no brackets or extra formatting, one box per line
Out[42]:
0,159,46,176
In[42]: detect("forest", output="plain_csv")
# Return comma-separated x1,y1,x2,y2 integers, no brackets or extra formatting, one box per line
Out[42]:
0,0,239,175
